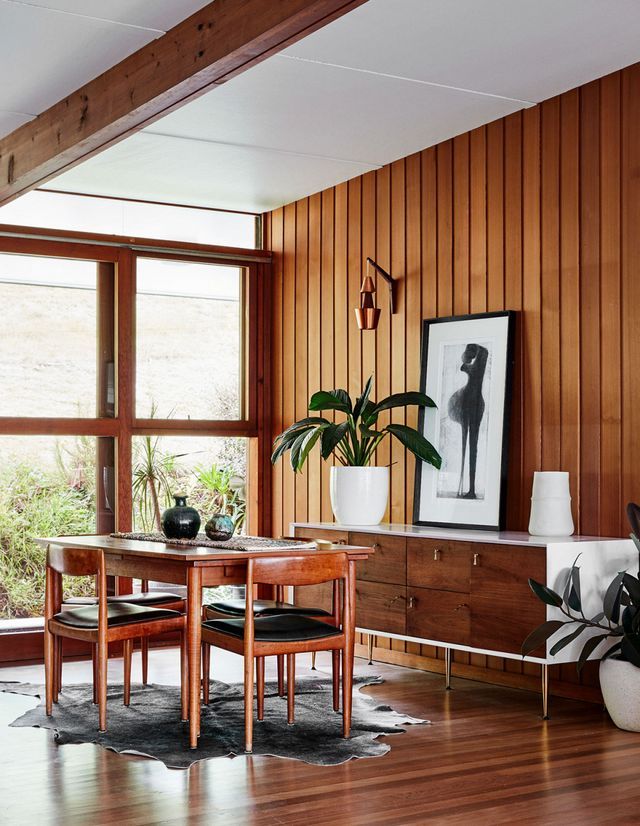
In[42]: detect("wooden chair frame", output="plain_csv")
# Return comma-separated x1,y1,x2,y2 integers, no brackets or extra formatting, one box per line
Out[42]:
45,544,187,732
200,552,356,753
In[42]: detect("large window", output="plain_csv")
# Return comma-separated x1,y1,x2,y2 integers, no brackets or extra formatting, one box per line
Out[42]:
0,225,266,645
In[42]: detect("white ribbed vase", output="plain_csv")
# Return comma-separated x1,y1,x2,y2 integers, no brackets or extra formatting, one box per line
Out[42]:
330,466,389,526
528,471,574,536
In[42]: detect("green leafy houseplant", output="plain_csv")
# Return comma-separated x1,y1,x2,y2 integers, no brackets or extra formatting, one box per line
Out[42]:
271,375,442,472
522,536,640,671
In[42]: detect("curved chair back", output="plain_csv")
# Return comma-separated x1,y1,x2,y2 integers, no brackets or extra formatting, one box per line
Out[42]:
248,552,348,588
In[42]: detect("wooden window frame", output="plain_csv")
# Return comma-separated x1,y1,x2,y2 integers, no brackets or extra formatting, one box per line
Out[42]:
0,224,272,662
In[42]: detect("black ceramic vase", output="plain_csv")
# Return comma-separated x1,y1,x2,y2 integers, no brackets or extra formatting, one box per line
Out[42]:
161,495,201,540
204,513,234,542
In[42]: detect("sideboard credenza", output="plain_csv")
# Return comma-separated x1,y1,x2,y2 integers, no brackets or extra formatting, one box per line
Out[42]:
291,522,637,717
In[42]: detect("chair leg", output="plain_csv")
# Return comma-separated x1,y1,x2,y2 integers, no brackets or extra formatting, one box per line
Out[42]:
97,638,108,733
202,642,211,706
123,639,132,706
342,648,353,738
332,649,340,712
257,657,265,721
44,631,55,717
180,632,189,722
141,637,149,685
92,644,98,704
244,653,254,754
287,653,295,725
54,636,63,701
277,654,285,697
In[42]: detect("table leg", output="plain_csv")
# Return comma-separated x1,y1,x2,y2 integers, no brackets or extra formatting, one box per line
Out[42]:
187,566,202,749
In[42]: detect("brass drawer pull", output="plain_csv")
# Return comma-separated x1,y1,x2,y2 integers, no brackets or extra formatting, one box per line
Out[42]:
408,596,416,609
433,548,441,561
473,552,480,566
372,542,381,551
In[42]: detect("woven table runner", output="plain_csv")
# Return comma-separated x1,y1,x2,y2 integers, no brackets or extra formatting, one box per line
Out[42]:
110,531,318,552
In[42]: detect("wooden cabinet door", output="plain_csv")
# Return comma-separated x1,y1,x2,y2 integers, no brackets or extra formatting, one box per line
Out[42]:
470,544,546,598
407,538,471,593
406,587,471,646
355,581,407,635
349,532,407,585
471,594,546,656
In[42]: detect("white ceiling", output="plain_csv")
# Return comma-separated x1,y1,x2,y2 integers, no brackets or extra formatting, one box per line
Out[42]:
0,0,211,123
5,0,640,213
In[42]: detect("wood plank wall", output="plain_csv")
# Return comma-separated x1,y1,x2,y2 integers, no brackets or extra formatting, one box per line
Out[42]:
263,64,640,696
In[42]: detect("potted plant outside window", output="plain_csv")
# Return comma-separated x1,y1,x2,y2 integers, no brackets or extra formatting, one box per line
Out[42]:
271,375,441,525
522,531,640,732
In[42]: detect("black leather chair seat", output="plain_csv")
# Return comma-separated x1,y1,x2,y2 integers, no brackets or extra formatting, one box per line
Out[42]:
64,591,183,607
52,603,182,630
203,614,341,643
205,598,330,617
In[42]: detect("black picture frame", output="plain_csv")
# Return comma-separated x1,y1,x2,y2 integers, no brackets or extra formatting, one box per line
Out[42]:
413,311,516,531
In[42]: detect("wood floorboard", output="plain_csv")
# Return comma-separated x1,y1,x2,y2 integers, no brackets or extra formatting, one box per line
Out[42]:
1,651,639,825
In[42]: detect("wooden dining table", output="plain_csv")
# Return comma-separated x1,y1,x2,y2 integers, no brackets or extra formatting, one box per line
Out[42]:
36,534,371,748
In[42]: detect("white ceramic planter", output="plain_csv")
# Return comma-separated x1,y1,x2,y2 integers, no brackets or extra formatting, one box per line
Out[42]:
600,657,640,732
329,466,389,526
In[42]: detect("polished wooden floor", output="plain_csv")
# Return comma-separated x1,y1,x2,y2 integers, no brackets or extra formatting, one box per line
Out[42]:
1,649,639,825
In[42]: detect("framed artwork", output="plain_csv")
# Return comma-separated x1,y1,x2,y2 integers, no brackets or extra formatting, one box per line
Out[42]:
413,311,515,530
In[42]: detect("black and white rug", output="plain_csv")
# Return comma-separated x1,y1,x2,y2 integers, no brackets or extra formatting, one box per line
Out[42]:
1,676,427,769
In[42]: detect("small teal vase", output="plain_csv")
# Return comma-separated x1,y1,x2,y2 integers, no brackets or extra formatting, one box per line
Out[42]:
161,495,201,540
205,513,234,541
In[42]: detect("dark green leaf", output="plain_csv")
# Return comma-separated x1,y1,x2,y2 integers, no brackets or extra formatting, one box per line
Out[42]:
274,417,329,443
309,389,352,414
549,624,586,656
360,423,384,439
621,634,640,668
591,611,606,623
604,572,625,622
372,391,437,416
521,620,566,657
622,605,638,634
353,375,374,423
601,641,623,661
295,426,323,471
623,573,640,605
577,633,610,672
321,422,349,460
289,430,310,472
562,558,582,612
271,437,296,465
385,424,442,469
528,578,563,607
360,399,378,426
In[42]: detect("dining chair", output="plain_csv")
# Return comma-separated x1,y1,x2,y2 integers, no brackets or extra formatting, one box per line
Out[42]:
200,552,355,753
64,580,185,687
44,544,187,732
201,585,335,701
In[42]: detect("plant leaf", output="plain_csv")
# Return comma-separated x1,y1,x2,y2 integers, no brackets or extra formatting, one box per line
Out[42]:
521,620,566,657
528,578,564,607
289,430,310,472
623,573,640,605
621,634,640,668
274,417,329,443
549,624,586,656
295,426,324,471
601,641,623,661
603,572,625,622
352,375,374,423
360,399,378,426
384,424,442,469
577,633,610,672
321,422,349,460
309,389,352,414
372,391,437,416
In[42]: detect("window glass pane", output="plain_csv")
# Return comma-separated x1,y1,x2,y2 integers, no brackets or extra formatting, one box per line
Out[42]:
0,190,257,248
131,435,247,536
136,258,242,420
0,253,105,418
0,436,114,622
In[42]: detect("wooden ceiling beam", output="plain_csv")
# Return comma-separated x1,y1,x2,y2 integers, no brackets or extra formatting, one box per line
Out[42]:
0,0,367,205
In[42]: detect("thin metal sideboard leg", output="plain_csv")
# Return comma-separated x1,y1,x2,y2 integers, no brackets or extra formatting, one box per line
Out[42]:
311,651,317,670
542,664,550,720
367,634,374,665
445,647,452,690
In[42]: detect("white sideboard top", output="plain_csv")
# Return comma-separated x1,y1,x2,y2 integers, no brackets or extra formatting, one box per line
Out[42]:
291,521,620,548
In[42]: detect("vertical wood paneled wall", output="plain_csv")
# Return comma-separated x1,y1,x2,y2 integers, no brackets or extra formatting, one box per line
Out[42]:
264,64,640,693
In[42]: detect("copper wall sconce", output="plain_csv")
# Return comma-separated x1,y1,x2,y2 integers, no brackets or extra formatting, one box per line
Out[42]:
355,257,396,330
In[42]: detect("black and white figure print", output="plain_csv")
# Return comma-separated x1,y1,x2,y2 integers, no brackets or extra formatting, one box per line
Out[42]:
437,341,492,501
414,312,514,530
